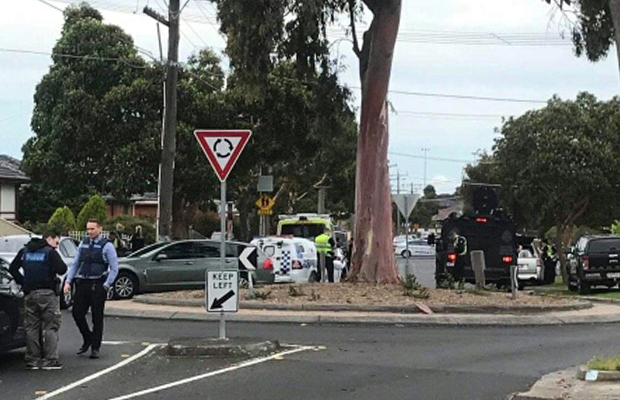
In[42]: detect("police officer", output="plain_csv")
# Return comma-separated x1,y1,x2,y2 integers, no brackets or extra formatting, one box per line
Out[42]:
64,218,119,359
452,231,468,282
9,231,67,370
315,228,335,282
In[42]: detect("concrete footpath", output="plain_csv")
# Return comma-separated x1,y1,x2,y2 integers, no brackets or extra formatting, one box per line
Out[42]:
105,298,620,326
510,367,620,400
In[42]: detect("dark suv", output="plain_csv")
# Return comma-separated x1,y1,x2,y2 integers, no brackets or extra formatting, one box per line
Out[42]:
0,257,25,353
567,235,620,295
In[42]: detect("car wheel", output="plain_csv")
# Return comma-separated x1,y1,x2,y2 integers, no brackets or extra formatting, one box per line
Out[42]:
567,279,578,292
401,250,411,258
309,271,319,283
578,278,590,295
60,278,73,310
112,272,137,300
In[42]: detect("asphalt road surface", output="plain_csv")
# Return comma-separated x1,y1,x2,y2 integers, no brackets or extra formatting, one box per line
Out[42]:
396,256,435,288
2,313,620,400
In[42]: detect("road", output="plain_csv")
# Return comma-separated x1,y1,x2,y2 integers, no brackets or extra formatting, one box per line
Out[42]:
396,256,435,288
2,313,620,400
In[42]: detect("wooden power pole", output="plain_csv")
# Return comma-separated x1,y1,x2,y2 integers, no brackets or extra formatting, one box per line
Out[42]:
145,0,180,240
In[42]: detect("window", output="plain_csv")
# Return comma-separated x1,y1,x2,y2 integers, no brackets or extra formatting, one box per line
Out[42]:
157,242,197,260
59,239,77,258
127,242,167,258
196,242,220,258
588,239,620,253
518,250,533,258
280,224,325,239
262,245,276,257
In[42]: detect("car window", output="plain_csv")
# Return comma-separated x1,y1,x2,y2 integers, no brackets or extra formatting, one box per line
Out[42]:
576,238,588,253
519,250,533,258
157,242,198,260
128,242,167,258
296,244,305,258
280,224,325,239
262,245,276,257
196,242,220,258
588,239,620,253
226,244,239,257
59,239,77,258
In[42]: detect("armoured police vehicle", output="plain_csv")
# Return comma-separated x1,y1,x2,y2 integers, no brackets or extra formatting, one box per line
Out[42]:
434,187,518,287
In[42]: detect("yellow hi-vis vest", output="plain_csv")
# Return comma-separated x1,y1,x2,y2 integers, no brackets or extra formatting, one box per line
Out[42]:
315,233,332,254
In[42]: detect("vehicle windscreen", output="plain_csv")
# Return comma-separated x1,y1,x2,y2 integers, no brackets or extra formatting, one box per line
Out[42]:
280,224,325,239
588,239,620,253
126,242,168,258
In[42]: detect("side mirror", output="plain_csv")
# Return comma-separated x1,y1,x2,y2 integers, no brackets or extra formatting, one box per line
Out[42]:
154,253,168,262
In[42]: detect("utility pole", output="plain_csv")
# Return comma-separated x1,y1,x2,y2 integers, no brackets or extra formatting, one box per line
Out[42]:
145,1,180,241
396,170,401,235
422,148,430,188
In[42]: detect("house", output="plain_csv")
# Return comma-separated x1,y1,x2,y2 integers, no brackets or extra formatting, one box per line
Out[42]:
0,155,30,222
105,192,158,220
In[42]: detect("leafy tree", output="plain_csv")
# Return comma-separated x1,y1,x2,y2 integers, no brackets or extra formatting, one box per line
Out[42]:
544,0,620,79
410,185,440,228
47,206,77,234
22,3,160,211
214,0,402,283
493,92,620,281
77,194,107,229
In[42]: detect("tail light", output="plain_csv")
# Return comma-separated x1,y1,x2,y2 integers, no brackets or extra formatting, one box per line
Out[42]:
502,255,513,264
476,217,488,223
447,253,457,263
292,260,302,270
536,258,542,268
581,255,590,271
263,258,273,270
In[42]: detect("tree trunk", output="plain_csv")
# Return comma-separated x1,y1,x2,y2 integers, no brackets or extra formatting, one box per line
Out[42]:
349,0,401,283
554,224,569,285
609,0,620,84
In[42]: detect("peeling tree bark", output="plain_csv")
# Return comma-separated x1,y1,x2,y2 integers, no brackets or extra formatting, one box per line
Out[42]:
348,0,401,283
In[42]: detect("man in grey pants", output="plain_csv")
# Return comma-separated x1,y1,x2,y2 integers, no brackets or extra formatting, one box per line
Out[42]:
9,231,67,370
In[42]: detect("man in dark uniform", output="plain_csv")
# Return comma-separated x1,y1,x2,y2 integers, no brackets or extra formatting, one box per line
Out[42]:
9,231,67,370
64,218,119,359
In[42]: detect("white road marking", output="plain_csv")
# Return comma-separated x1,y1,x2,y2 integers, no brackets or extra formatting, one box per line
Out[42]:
109,345,316,400
101,341,131,345
35,344,162,400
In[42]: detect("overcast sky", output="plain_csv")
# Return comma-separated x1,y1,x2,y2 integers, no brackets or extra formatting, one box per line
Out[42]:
1,0,619,195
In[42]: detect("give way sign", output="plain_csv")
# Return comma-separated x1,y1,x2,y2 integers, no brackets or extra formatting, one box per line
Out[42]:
194,130,252,181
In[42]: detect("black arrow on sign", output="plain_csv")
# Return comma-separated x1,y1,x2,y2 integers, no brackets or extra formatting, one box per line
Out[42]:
210,290,235,309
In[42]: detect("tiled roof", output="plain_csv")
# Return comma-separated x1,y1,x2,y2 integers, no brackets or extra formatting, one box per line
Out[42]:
0,155,29,182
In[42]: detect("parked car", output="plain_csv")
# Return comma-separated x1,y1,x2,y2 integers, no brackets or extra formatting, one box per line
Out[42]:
567,235,620,295
0,256,25,353
109,239,256,300
517,247,542,289
251,237,319,283
0,235,77,309
394,238,435,258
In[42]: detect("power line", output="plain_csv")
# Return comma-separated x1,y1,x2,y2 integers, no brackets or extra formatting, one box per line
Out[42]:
388,151,496,165
0,47,148,69
351,87,547,104
34,0,64,12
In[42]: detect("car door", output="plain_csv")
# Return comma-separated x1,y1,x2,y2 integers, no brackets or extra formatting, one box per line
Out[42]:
145,242,204,290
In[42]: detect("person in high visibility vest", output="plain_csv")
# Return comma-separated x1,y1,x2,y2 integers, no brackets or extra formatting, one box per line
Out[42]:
315,228,335,282
452,231,467,282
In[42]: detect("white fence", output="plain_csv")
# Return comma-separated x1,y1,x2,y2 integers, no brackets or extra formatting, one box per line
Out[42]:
68,231,131,242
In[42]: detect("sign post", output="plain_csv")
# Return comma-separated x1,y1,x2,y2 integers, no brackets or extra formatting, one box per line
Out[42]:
195,130,251,339
392,194,421,277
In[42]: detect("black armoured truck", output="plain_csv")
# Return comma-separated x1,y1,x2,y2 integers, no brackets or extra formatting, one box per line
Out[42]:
433,187,518,287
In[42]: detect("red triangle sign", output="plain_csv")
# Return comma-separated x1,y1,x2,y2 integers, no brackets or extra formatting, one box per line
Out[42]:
194,130,252,182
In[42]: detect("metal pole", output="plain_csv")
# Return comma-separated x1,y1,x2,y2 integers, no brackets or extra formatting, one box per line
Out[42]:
396,171,401,236
219,180,227,339
405,196,410,277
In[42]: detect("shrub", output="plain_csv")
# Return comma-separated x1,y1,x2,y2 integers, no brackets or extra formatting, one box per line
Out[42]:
47,206,77,235
77,194,107,229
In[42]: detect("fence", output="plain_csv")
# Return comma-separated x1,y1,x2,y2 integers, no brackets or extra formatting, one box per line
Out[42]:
68,231,131,242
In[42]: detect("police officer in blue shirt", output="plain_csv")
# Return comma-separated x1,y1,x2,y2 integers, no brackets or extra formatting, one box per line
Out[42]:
9,230,67,370
64,218,119,359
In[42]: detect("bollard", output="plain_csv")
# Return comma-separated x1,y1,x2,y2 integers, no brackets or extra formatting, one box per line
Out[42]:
470,250,486,289
510,265,518,300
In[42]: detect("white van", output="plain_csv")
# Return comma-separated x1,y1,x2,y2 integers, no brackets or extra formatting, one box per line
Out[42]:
251,237,319,283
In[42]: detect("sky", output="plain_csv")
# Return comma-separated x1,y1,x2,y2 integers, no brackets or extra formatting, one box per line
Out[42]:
1,0,619,195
